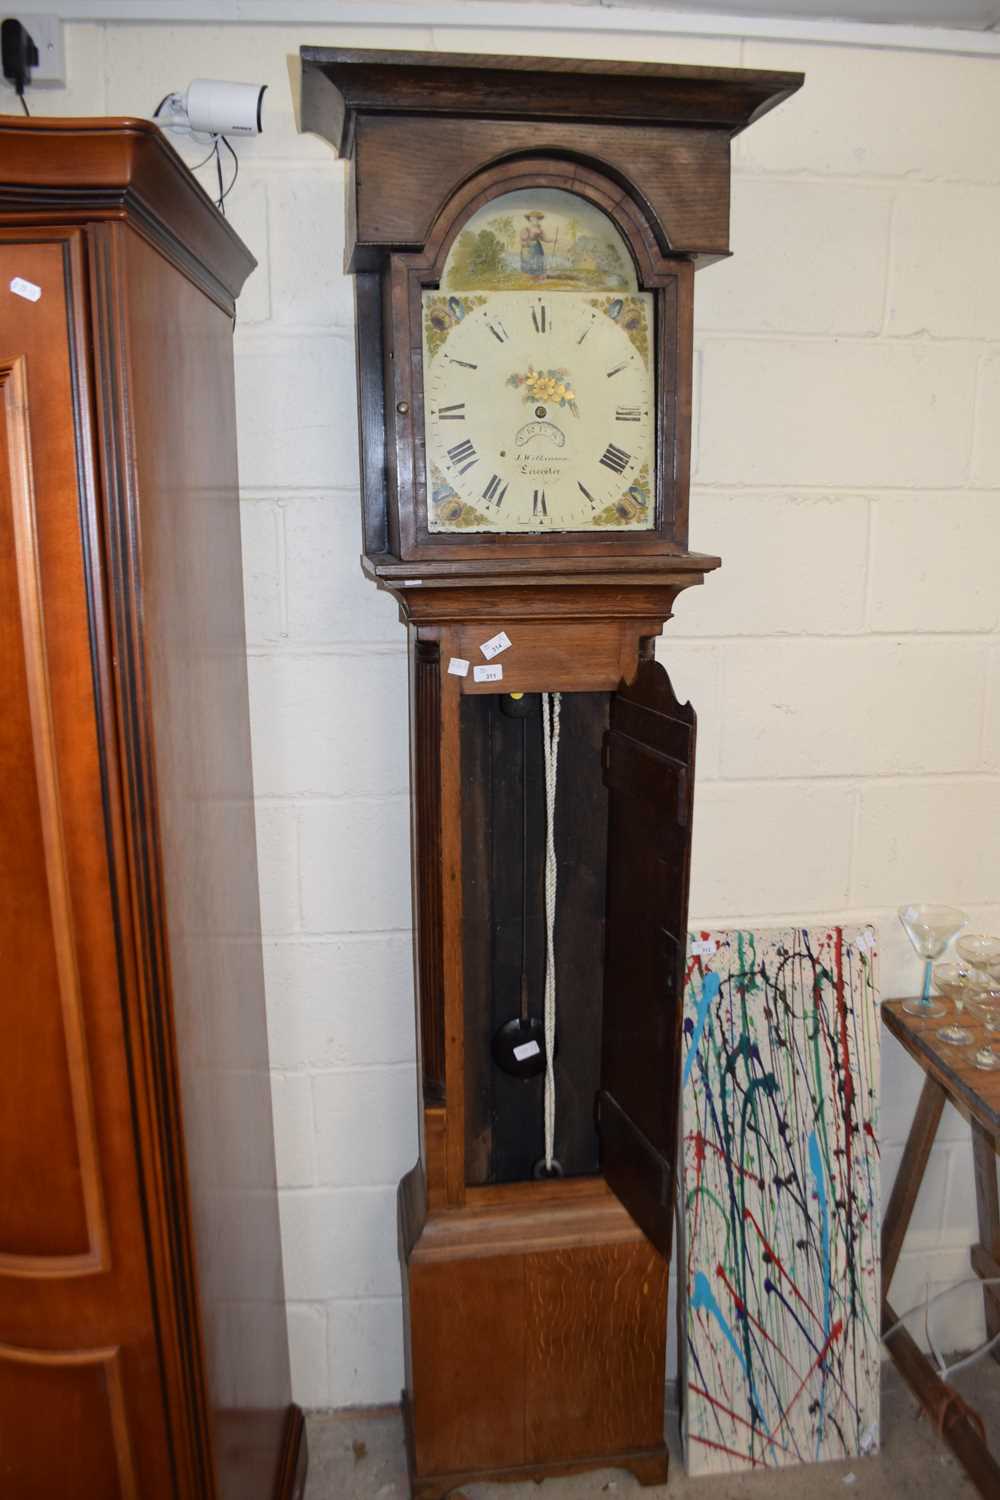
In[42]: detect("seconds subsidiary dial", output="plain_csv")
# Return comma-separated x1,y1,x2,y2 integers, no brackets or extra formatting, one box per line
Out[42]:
422,290,655,534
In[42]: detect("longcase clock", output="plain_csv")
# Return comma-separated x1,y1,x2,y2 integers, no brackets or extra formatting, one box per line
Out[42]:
301,49,802,1499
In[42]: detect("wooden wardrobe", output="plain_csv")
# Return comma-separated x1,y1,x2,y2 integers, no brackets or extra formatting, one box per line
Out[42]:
0,117,305,1500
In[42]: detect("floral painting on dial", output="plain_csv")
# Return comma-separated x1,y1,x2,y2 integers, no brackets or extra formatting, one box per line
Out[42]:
681,927,880,1476
593,463,650,528
428,464,488,529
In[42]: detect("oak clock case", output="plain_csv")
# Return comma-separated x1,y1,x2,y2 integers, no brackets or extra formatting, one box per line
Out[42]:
301,47,803,1500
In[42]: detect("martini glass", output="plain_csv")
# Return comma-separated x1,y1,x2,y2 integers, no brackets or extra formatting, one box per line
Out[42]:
898,905,967,1019
933,963,977,1046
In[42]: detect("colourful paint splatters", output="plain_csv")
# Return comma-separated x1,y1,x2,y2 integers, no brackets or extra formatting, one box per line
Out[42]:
681,927,880,1476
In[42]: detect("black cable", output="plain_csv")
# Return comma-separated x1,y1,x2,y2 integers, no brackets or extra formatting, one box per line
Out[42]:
218,135,239,207
189,143,218,172
19,90,29,116
147,90,238,213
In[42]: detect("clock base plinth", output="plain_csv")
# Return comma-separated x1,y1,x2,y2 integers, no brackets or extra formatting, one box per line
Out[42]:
402,1398,669,1500
399,1176,669,1497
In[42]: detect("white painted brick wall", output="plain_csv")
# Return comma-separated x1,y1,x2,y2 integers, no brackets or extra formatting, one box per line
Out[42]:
15,11,1000,1409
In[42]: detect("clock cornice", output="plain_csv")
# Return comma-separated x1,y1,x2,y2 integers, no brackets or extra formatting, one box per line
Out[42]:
300,48,803,269
300,46,804,155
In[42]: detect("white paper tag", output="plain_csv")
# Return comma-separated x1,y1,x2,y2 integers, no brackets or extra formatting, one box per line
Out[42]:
513,1039,541,1061
480,630,512,660
400,579,422,587
447,657,470,678
690,937,717,957
10,277,41,303
473,663,503,683
859,1423,879,1456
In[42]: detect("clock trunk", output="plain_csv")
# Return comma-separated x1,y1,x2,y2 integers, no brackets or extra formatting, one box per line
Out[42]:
398,642,695,1495
461,689,609,1187
460,673,693,1234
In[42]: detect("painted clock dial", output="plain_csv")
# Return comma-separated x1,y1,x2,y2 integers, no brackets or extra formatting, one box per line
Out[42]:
421,188,656,535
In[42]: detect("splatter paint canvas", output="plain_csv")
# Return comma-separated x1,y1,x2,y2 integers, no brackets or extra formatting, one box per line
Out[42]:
680,927,880,1476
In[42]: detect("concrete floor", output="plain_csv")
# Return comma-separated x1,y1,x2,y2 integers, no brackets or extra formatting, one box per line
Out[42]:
303,1362,1000,1499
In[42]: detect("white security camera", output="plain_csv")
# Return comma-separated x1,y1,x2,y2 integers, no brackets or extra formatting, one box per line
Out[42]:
157,79,266,139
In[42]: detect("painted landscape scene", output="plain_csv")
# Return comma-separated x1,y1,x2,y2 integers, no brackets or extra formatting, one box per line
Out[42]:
442,187,637,293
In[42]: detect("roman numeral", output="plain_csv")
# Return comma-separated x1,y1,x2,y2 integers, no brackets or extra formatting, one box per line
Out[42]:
437,402,465,421
616,405,642,422
446,356,478,370
532,489,548,518
446,438,478,474
531,304,549,334
488,321,510,344
606,361,629,379
482,474,508,507
577,481,597,508
599,443,631,476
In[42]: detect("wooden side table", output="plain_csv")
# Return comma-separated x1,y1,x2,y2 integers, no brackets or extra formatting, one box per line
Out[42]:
881,999,1000,1496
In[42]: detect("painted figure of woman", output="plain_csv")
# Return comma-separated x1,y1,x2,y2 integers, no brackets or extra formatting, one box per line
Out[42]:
520,210,554,280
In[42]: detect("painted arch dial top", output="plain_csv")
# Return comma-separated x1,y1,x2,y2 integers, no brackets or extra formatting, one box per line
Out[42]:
422,289,655,533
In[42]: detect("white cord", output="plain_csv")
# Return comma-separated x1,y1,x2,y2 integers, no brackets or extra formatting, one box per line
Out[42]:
541,691,561,1171
943,1325,1000,1380
883,1275,1000,1379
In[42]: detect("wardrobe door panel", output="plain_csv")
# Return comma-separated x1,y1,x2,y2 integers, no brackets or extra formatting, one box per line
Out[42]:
0,352,97,1267
0,1344,139,1500
0,233,174,1500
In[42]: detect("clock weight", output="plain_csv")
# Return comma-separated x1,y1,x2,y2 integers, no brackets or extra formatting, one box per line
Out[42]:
497,690,534,719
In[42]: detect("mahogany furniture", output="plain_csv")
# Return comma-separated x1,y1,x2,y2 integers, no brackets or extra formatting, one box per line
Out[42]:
301,49,802,1498
0,117,305,1500
882,999,1000,1497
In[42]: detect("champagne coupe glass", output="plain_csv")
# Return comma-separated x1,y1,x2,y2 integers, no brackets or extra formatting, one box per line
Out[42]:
955,933,1000,976
898,905,967,1019
933,962,977,1047
970,977,1000,1071
956,935,1000,1071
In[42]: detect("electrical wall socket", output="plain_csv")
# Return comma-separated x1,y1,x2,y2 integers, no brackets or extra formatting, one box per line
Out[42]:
3,15,65,87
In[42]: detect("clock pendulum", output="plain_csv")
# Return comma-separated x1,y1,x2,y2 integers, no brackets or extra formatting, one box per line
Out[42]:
302,45,803,1498
490,691,564,1178
490,695,547,1083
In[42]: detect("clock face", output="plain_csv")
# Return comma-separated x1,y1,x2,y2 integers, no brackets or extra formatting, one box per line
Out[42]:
422,289,655,534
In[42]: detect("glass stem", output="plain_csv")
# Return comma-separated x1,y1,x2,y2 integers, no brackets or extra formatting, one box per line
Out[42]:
922,958,933,1005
